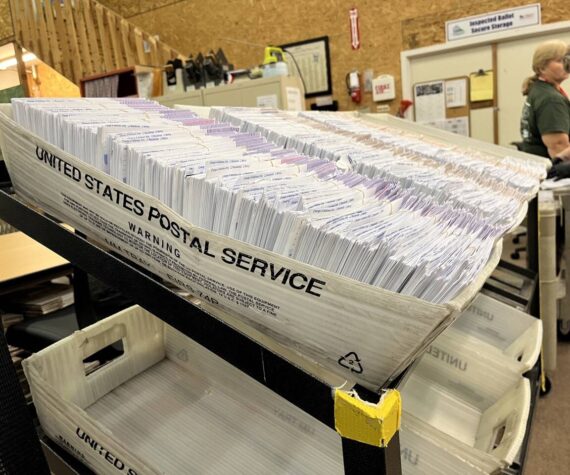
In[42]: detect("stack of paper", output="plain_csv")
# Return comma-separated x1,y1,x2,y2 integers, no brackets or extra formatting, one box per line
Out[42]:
10,99,544,305
4,282,74,317
1,312,24,330
212,108,544,231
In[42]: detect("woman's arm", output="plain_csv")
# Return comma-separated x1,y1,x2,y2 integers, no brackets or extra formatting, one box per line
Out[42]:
542,132,570,159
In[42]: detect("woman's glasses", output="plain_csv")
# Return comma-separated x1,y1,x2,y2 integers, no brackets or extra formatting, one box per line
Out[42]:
563,54,570,73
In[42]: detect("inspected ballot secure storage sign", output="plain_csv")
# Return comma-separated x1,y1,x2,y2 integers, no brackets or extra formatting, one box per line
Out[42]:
446,4,541,42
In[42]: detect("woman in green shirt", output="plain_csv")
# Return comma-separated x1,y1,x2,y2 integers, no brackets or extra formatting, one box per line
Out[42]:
521,40,570,161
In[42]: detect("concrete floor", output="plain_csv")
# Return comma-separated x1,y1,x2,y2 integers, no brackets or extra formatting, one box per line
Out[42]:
524,341,570,474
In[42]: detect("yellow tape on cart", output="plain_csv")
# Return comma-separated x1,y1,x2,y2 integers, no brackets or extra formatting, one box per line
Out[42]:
334,388,401,447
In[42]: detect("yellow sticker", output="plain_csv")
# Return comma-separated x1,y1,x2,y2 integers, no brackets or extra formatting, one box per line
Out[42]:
334,389,401,447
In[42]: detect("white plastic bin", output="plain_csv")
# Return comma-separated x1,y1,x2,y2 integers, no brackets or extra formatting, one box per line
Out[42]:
400,403,527,475
413,326,526,408
450,292,542,371
24,306,344,475
400,331,531,474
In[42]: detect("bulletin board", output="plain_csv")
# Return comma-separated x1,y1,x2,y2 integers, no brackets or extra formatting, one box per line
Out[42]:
413,76,471,136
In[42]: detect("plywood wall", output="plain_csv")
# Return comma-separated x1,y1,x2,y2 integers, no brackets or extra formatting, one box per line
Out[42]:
5,0,566,111
402,0,569,49
0,0,14,43
27,63,81,98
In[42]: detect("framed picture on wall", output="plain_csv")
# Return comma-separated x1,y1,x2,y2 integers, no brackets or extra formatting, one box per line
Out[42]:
280,36,332,98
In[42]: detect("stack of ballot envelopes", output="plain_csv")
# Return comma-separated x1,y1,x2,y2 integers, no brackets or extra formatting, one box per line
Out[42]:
0,99,549,390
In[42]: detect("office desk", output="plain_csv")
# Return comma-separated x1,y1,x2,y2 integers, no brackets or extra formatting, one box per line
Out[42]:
0,231,71,475
0,231,70,296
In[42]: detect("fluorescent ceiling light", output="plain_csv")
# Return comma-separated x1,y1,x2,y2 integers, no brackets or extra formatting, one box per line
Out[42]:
0,53,37,70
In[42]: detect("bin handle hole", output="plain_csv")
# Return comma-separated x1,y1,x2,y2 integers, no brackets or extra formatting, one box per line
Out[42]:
82,338,125,376
491,423,506,450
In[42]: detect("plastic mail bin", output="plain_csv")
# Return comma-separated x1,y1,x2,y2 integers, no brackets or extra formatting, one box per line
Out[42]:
451,292,542,371
399,324,531,475
24,306,344,475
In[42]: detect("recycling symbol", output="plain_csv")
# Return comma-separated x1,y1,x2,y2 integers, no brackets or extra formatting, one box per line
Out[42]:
338,352,363,374
176,349,189,362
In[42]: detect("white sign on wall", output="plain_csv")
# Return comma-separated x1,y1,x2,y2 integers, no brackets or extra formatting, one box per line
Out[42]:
446,4,541,42
445,79,467,108
372,75,396,102
414,80,445,123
